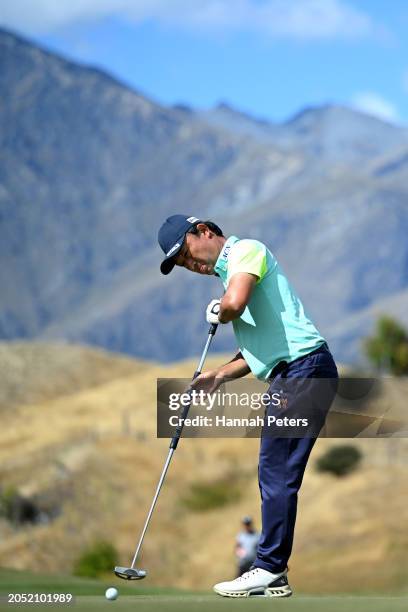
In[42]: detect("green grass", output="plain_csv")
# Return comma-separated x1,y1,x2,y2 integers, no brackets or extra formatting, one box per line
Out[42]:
0,567,191,596
180,478,242,511
0,568,406,612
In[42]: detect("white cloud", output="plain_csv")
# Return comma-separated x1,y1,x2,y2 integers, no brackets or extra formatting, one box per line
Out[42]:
0,0,379,40
351,92,399,123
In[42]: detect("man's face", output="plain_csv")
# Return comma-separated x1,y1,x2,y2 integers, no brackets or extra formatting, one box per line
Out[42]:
175,225,222,275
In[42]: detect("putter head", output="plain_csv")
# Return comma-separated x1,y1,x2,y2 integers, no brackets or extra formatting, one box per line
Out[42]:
114,566,147,580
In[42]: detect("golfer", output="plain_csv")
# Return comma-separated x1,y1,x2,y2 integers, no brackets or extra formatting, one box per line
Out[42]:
158,215,338,598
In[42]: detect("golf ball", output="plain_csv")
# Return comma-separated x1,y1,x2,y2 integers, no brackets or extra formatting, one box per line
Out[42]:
105,587,119,601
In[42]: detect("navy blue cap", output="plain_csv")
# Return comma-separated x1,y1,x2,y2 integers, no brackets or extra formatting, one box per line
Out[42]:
158,215,202,275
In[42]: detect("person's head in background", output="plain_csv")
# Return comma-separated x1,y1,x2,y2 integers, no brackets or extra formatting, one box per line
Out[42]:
242,516,255,533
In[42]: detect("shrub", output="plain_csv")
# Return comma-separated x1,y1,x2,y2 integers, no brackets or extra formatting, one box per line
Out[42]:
316,445,362,477
181,478,241,512
0,486,40,524
73,541,118,578
364,315,408,375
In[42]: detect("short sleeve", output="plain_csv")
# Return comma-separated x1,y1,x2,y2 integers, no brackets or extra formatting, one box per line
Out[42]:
227,239,267,283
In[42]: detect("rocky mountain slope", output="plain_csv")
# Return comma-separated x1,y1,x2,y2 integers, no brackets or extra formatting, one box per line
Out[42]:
1,27,408,365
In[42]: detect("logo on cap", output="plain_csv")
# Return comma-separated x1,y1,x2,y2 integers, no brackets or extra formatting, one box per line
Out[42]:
166,242,181,257
187,217,199,223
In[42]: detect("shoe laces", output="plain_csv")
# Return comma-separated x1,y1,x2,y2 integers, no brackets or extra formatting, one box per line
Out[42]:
236,568,260,582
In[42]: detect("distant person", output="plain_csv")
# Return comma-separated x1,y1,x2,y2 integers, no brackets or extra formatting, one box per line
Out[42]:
235,516,260,577
158,216,338,597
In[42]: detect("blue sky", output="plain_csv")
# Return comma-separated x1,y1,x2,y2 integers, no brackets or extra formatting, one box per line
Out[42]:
1,0,408,124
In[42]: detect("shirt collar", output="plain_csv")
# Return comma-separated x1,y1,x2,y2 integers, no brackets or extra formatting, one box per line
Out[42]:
214,235,239,277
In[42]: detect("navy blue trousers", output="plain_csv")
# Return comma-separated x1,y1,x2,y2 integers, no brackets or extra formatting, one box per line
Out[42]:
254,345,338,573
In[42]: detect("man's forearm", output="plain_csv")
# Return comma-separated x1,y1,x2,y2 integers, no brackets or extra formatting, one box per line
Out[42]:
219,352,250,379
218,300,244,323
218,272,257,323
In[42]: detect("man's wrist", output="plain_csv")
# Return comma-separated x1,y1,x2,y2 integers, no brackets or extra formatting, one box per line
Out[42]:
218,307,238,323
217,367,227,379
218,311,228,324
219,301,243,323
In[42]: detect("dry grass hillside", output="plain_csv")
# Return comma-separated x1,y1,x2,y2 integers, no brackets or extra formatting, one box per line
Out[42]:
0,342,407,594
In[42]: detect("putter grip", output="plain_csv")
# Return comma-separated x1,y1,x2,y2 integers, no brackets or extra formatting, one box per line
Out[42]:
169,323,218,451
169,400,191,450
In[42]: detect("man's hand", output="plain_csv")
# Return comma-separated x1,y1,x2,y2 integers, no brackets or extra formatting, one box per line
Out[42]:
190,368,225,394
206,299,221,324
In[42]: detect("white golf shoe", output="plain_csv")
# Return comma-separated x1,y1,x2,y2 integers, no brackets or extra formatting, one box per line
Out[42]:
213,567,292,598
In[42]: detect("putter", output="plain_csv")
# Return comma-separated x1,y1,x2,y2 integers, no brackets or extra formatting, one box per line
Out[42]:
114,322,218,581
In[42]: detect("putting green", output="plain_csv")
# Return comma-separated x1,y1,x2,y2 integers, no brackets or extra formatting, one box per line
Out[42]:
1,594,408,612
0,569,406,612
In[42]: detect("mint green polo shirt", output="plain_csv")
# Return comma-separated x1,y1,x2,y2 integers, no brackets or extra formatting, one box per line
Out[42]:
214,236,326,381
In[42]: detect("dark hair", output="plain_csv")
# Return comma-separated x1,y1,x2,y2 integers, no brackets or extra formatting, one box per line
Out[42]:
187,220,224,237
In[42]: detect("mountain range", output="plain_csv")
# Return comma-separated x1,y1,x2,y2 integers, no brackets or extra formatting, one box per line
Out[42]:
1,27,408,364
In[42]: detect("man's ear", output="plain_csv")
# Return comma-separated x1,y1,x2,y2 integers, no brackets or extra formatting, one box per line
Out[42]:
196,222,209,236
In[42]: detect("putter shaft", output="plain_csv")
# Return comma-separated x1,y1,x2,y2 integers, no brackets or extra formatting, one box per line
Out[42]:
127,323,218,572
130,448,174,569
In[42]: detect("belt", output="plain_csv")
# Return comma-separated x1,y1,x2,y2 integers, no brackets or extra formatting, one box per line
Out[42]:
268,342,329,380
